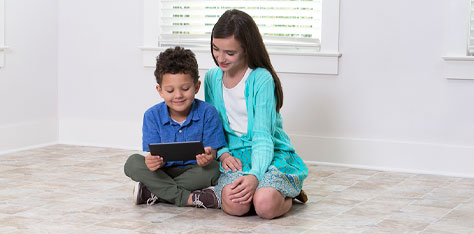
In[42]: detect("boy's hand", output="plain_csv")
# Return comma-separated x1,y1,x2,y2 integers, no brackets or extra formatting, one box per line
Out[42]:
145,152,164,171
219,152,242,171
196,147,214,167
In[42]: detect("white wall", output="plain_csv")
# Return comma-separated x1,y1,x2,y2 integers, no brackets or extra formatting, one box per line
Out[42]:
3,0,474,177
57,0,152,149
0,0,58,153
281,0,474,177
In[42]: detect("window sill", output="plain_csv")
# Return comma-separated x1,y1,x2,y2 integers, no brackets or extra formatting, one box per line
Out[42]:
442,56,474,80
140,47,341,75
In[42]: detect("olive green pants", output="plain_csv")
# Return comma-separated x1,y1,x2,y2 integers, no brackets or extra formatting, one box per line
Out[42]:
124,154,220,207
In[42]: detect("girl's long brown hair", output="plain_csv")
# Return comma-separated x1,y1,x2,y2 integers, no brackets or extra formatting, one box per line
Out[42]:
211,9,284,112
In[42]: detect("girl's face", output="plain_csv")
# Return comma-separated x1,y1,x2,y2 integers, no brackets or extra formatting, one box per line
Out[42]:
212,36,247,74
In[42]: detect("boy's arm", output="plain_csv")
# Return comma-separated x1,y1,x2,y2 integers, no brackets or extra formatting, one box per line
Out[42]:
142,106,166,170
142,109,161,152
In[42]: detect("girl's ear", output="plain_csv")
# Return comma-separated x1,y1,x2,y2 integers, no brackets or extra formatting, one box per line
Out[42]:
194,80,201,94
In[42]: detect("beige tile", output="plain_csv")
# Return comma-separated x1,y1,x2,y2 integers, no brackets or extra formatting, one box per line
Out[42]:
136,211,261,233
266,212,323,228
343,202,397,219
252,223,310,233
67,224,138,234
315,213,382,230
95,217,151,231
422,222,474,234
399,204,451,219
411,192,469,209
436,208,474,228
328,187,380,201
376,218,431,232
2,144,473,233
312,224,370,234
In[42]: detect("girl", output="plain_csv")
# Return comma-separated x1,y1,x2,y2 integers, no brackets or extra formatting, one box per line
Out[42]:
204,9,308,219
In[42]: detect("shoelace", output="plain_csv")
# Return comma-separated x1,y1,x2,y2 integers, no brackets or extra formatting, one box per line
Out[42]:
192,194,207,209
147,194,158,205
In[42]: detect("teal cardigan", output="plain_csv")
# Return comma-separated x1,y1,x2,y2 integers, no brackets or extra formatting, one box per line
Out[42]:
204,67,295,181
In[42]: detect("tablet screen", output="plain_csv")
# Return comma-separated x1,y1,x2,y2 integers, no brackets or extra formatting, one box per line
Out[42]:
148,141,204,162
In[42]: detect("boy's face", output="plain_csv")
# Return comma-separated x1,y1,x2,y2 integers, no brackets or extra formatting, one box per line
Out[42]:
157,73,200,120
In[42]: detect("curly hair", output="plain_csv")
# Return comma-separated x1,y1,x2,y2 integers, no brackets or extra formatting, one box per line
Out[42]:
154,46,199,85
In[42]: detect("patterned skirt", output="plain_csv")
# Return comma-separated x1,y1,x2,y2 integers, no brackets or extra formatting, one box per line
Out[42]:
214,149,308,207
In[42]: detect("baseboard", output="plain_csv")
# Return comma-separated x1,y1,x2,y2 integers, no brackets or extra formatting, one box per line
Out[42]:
290,134,474,178
0,120,58,154
58,140,140,151
0,141,59,155
304,160,474,179
57,119,474,178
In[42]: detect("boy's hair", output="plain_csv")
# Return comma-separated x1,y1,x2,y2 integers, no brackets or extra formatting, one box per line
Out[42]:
154,46,199,85
211,9,284,113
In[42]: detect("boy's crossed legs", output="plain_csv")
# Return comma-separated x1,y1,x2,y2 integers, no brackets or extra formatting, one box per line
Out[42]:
124,154,220,208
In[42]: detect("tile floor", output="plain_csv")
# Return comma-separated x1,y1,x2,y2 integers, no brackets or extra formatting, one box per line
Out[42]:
1,144,474,233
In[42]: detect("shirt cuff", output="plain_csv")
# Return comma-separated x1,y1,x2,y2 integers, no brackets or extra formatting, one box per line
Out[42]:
217,147,229,159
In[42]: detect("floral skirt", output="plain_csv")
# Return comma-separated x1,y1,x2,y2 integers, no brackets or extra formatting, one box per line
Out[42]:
214,149,308,207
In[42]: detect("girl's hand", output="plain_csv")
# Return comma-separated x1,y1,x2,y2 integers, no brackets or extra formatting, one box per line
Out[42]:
228,175,258,204
219,152,242,171
196,147,214,167
145,152,164,171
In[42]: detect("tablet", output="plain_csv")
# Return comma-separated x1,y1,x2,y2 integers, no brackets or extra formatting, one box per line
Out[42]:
148,141,204,162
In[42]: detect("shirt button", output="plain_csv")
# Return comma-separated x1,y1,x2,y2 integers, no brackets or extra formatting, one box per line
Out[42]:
178,130,182,133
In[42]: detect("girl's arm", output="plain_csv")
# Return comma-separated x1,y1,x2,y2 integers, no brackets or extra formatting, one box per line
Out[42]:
246,71,277,181
219,152,242,171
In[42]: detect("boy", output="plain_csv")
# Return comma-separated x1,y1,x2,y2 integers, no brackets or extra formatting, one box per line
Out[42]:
124,46,225,209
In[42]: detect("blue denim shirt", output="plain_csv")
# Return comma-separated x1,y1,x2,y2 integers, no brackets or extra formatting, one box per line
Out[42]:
142,99,226,167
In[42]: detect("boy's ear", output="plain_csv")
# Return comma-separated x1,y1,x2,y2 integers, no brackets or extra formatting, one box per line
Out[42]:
156,85,164,97
194,80,201,94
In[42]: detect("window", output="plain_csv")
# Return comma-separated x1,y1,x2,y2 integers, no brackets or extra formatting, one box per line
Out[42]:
442,0,474,80
0,0,5,68
158,0,322,54
142,0,341,75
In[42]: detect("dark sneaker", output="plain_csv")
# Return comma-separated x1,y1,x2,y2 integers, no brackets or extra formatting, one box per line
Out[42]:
191,188,219,209
133,182,158,205
294,189,308,203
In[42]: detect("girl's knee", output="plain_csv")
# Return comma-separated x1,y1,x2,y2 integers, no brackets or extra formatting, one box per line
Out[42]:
253,188,284,219
222,200,251,216
221,186,251,216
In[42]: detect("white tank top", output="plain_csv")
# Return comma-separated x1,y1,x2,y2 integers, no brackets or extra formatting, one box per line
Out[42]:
223,68,252,136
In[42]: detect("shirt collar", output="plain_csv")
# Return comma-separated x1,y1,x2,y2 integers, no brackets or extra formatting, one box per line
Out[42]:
158,99,201,126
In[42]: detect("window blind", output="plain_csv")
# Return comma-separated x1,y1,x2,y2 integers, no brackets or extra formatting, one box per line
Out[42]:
158,0,322,53
469,0,474,55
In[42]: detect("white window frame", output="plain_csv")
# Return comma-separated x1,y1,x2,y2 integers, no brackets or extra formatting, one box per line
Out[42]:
0,0,6,68
442,0,474,80
141,0,341,75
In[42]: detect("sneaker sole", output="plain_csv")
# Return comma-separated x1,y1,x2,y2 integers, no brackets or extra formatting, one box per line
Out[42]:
133,182,141,205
